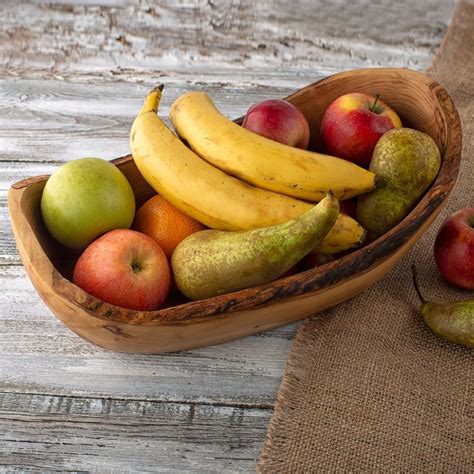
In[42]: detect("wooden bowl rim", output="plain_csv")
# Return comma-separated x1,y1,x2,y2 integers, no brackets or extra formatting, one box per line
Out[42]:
8,67,462,327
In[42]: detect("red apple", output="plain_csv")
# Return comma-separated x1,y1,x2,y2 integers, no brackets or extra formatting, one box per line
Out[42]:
73,229,171,311
242,99,310,149
320,92,402,168
434,207,474,290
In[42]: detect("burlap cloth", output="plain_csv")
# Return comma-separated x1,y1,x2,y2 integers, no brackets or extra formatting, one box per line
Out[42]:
258,2,473,472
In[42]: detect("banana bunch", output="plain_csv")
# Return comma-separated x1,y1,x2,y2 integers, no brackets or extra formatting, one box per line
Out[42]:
130,86,369,254
170,91,376,202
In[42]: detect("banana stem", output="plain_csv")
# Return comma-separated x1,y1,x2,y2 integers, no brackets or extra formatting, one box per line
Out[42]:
141,84,164,114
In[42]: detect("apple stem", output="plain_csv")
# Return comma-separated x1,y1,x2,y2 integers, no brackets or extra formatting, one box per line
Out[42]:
411,264,426,304
369,94,380,112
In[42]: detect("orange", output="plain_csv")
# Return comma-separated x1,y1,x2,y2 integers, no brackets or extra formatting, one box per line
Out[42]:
132,195,206,258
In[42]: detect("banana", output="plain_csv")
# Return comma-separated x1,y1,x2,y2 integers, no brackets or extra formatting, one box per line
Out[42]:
130,86,366,254
169,91,376,202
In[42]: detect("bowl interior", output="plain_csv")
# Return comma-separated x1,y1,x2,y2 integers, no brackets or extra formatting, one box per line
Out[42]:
12,68,460,320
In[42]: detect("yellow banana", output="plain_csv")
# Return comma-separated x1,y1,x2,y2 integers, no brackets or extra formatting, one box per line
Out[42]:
169,91,376,202
130,86,366,254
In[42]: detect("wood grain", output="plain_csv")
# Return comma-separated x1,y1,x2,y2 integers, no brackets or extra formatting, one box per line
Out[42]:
0,0,456,78
0,77,315,164
0,392,269,471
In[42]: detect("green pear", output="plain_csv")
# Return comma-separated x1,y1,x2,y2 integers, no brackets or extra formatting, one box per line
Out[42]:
357,128,441,240
171,193,339,300
412,266,474,348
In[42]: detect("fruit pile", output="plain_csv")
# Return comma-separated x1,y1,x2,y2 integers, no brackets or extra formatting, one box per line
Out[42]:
39,84,473,347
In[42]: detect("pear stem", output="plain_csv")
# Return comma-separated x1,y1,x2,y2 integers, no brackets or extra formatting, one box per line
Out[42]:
369,94,380,112
411,264,426,304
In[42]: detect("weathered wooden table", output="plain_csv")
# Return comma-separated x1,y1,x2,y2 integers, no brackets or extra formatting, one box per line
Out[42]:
0,1,456,471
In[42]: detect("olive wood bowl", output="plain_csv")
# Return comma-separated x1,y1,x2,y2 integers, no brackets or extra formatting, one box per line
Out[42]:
8,68,461,353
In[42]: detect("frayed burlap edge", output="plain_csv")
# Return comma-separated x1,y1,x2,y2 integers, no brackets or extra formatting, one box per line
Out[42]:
257,319,322,472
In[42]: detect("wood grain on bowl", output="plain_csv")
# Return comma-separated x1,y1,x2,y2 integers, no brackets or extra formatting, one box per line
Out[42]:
8,68,461,353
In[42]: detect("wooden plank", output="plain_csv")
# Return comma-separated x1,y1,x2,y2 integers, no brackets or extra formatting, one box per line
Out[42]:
0,391,270,471
36,0,129,6
1,195,20,266
0,76,315,163
0,0,456,78
0,265,297,405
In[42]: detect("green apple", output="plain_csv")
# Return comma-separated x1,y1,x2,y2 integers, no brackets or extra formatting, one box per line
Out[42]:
41,158,136,249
